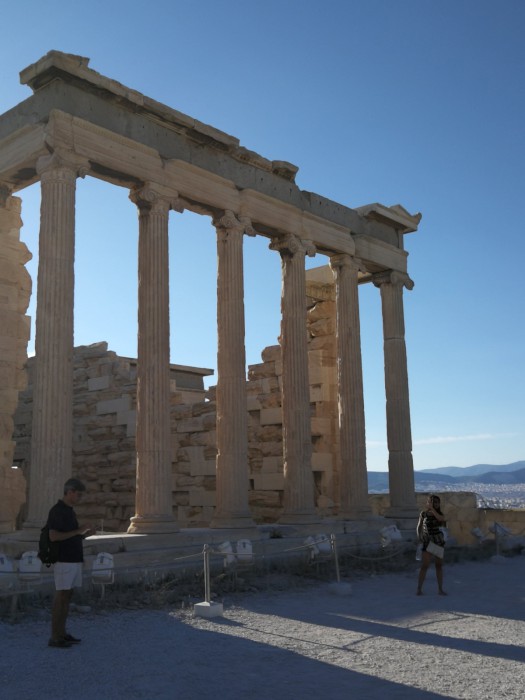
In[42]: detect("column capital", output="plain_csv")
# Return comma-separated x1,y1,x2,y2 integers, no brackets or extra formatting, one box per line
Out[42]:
213,210,256,239
329,253,364,274
372,270,414,291
129,184,183,213
36,150,90,180
269,232,316,258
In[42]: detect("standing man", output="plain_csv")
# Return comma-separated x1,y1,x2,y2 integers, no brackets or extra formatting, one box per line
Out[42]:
47,478,96,648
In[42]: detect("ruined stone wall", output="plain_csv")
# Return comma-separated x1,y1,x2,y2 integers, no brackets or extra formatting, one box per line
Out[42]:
0,197,31,533
13,342,213,530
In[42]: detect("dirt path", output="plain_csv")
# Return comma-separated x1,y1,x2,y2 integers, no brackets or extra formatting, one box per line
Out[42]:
1,555,524,699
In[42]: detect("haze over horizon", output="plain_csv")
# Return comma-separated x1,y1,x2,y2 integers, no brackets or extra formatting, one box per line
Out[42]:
1,1,523,472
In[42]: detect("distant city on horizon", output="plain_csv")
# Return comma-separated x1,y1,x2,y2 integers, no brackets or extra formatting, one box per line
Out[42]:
368,461,525,509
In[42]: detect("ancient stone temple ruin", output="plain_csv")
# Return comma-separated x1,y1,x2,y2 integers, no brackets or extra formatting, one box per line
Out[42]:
0,51,421,536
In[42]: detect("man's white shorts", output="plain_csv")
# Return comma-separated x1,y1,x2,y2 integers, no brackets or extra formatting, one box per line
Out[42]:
54,562,83,590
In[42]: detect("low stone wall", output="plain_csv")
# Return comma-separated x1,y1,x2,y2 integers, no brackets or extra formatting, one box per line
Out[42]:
369,491,525,546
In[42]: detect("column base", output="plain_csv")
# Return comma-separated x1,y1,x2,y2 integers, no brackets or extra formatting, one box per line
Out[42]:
127,515,180,534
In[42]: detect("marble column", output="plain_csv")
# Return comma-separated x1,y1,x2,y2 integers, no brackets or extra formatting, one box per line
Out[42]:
211,211,256,529
270,233,318,523
128,186,179,533
330,254,371,519
24,153,86,529
373,271,418,518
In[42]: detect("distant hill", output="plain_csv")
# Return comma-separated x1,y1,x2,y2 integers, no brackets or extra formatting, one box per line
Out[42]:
367,461,525,491
418,461,525,477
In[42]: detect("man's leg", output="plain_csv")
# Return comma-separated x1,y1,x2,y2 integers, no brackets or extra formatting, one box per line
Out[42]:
51,588,73,641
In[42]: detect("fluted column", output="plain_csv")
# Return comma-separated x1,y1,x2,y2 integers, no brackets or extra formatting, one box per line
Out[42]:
24,153,87,529
211,211,256,529
270,233,318,523
128,185,180,533
330,254,371,519
373,271,418,518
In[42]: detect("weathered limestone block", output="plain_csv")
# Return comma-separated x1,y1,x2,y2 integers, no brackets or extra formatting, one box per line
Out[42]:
96,396,131,415
261,345,281,362
259,393,281,409
247,396,261,411
176,417,205,433
308,364,334,386
311,453,333,471
172,404,193,421
260,408,283,426
253,473,285,490
311,417,332,436
88,375,111,391
309,317,335,337
309,349,336,369
261,456,283,473
190,429,217,447
308,335,336,352
259,441,284,458
307,300,335,324
189,489,216,507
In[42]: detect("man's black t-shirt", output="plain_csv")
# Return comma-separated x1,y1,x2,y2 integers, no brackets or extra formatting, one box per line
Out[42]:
46,500,84,563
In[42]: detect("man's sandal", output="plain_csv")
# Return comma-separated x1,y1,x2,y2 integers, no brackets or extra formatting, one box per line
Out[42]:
48,638,72,648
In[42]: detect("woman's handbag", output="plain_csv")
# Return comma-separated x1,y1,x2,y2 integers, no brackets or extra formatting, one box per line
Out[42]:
427,541,444,558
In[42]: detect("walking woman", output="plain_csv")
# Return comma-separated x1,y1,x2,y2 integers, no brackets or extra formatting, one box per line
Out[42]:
416,494,447,595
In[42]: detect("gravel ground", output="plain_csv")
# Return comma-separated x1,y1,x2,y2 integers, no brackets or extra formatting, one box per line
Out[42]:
1,555,524,700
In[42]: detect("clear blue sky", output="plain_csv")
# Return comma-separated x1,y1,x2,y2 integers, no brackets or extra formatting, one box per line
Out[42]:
1,1,523,471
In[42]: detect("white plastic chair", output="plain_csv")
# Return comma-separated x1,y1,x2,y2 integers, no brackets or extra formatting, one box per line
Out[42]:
18,551,42,586
91,552,114,598
315,534,332,555
380,524,403,547
236,540,253,563
0,552,16,592
304,534,331,561
304,536,319,560
218,541,236,567
0,552,19,616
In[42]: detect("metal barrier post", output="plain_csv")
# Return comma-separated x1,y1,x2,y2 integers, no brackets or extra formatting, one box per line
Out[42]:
194,543,224,618
330,534,341,583
203,544,211,603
